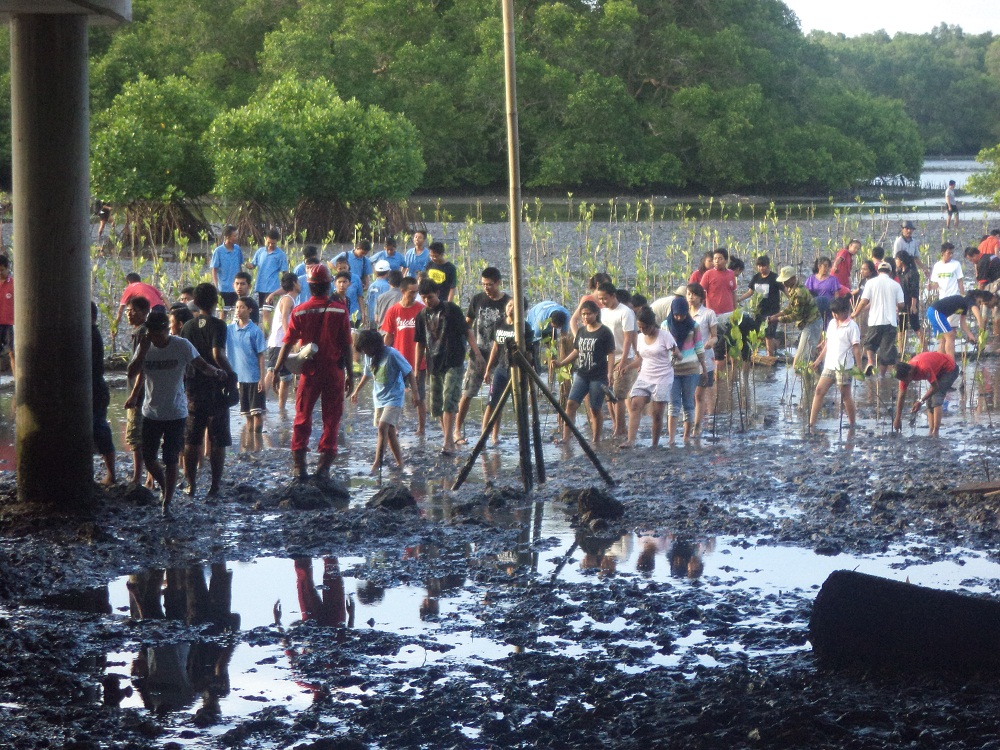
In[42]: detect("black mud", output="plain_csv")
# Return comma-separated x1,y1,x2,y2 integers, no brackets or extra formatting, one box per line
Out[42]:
1,421,1000,749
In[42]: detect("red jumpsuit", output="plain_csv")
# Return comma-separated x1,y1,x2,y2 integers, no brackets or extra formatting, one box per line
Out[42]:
284,295,352,454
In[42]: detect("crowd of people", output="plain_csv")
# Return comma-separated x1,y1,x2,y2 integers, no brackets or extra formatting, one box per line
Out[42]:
96,218,1000,511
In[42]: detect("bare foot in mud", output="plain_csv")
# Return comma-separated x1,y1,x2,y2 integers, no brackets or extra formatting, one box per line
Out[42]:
99,475,116,487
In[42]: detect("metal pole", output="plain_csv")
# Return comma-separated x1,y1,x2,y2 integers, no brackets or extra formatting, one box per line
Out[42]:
501,0,534,491
11,14,93,506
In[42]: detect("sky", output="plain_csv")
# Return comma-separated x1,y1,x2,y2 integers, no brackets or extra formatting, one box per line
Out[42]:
781,0,999,37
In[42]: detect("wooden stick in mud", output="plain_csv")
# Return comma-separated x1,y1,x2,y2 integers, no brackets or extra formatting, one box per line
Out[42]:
511,349,615,486
529,378,546,484
500,0,534,493
452,377,514,491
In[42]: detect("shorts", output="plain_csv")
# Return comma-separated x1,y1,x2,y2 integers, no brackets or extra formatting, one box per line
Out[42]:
220,291,238,307
125,407,143,449
820,368,851,387
611,359,638,400
630,375,673,402
239,382,266,416
929,367,960,407
898,306,921,332
267,346,293,382
462,351,489,398
489,368,511,409
764,319,778,339
93,403,115,456
427,366,464,418
141,417,186,466
185,396,233,448
568,374,606,412
946,203,959,216
863,324,899,365
405,369,427,401
699,370,716,388
927,306,953,335
375,404,402,427
0,325,13,356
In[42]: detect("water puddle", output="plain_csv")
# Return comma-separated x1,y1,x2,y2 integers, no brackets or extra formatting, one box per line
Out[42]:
19,531,993,746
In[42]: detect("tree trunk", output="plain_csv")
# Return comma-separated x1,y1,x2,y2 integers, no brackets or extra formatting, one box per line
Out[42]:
810,569,1000,673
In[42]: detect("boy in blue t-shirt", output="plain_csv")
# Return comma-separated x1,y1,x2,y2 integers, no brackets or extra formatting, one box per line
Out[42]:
333,258,364,326
403,230,430,276
226,299,268,434
372,237,405,274
351,330,420,473
247,227,289,307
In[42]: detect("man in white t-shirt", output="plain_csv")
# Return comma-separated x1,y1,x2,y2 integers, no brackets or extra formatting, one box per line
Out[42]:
595,281,637,438
125,311,226,516
852,261,905,376
929,242,965,302
810,297,862,432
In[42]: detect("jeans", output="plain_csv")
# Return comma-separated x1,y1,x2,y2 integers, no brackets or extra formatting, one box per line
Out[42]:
668,372,699,421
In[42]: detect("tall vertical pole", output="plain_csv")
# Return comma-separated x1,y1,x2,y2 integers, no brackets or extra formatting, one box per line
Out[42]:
501,0,533,491
11,14,93,506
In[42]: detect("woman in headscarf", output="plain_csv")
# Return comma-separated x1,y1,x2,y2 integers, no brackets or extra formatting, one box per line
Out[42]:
664,297,708,445
620,306,680,449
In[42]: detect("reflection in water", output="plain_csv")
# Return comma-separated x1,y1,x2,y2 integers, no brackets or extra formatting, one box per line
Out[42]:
294,556,354,627
127,563,238,719
402,543,470,620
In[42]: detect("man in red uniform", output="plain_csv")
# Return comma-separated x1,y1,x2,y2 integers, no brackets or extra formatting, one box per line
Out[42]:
273,264,353,480
893,351,958,437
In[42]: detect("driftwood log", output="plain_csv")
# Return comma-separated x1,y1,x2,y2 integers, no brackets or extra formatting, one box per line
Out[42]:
810,569,1000,673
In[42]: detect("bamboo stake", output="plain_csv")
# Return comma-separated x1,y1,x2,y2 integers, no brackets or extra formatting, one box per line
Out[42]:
501,0,534,491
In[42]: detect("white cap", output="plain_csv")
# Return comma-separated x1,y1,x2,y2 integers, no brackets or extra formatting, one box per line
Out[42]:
373,259,391,273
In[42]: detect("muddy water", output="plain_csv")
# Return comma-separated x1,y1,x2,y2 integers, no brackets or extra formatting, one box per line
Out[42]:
5,348,1000,747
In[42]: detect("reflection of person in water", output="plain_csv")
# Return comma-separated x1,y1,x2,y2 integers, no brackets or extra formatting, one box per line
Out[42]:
402,543,469,620
668,538,709,579
294,557,355,627
128,563,237,717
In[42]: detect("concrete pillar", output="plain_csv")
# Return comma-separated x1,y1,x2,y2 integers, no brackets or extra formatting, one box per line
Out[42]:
10,14,93,506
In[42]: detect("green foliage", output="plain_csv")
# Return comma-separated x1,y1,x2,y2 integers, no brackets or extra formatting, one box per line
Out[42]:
0,0,993,193
91,75,216,204
812,24,1000,155
968,145,1000,203
205,76,424,207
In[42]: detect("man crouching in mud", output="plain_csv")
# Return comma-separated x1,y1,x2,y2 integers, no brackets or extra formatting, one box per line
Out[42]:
893,351,959,436
273,263,353,480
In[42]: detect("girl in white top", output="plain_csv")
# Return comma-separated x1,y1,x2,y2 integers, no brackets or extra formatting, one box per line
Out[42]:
621,306,680,449
686,283,718,436
808,296,862,432
265,272,300,410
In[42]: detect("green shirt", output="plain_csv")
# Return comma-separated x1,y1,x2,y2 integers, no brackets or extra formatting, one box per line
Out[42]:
777,285,819,329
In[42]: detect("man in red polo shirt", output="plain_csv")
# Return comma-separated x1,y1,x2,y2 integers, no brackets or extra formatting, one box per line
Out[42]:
700,247,737,315
0,256,12,377
273,263,353,480
893,351,958,436
115,273,166,328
